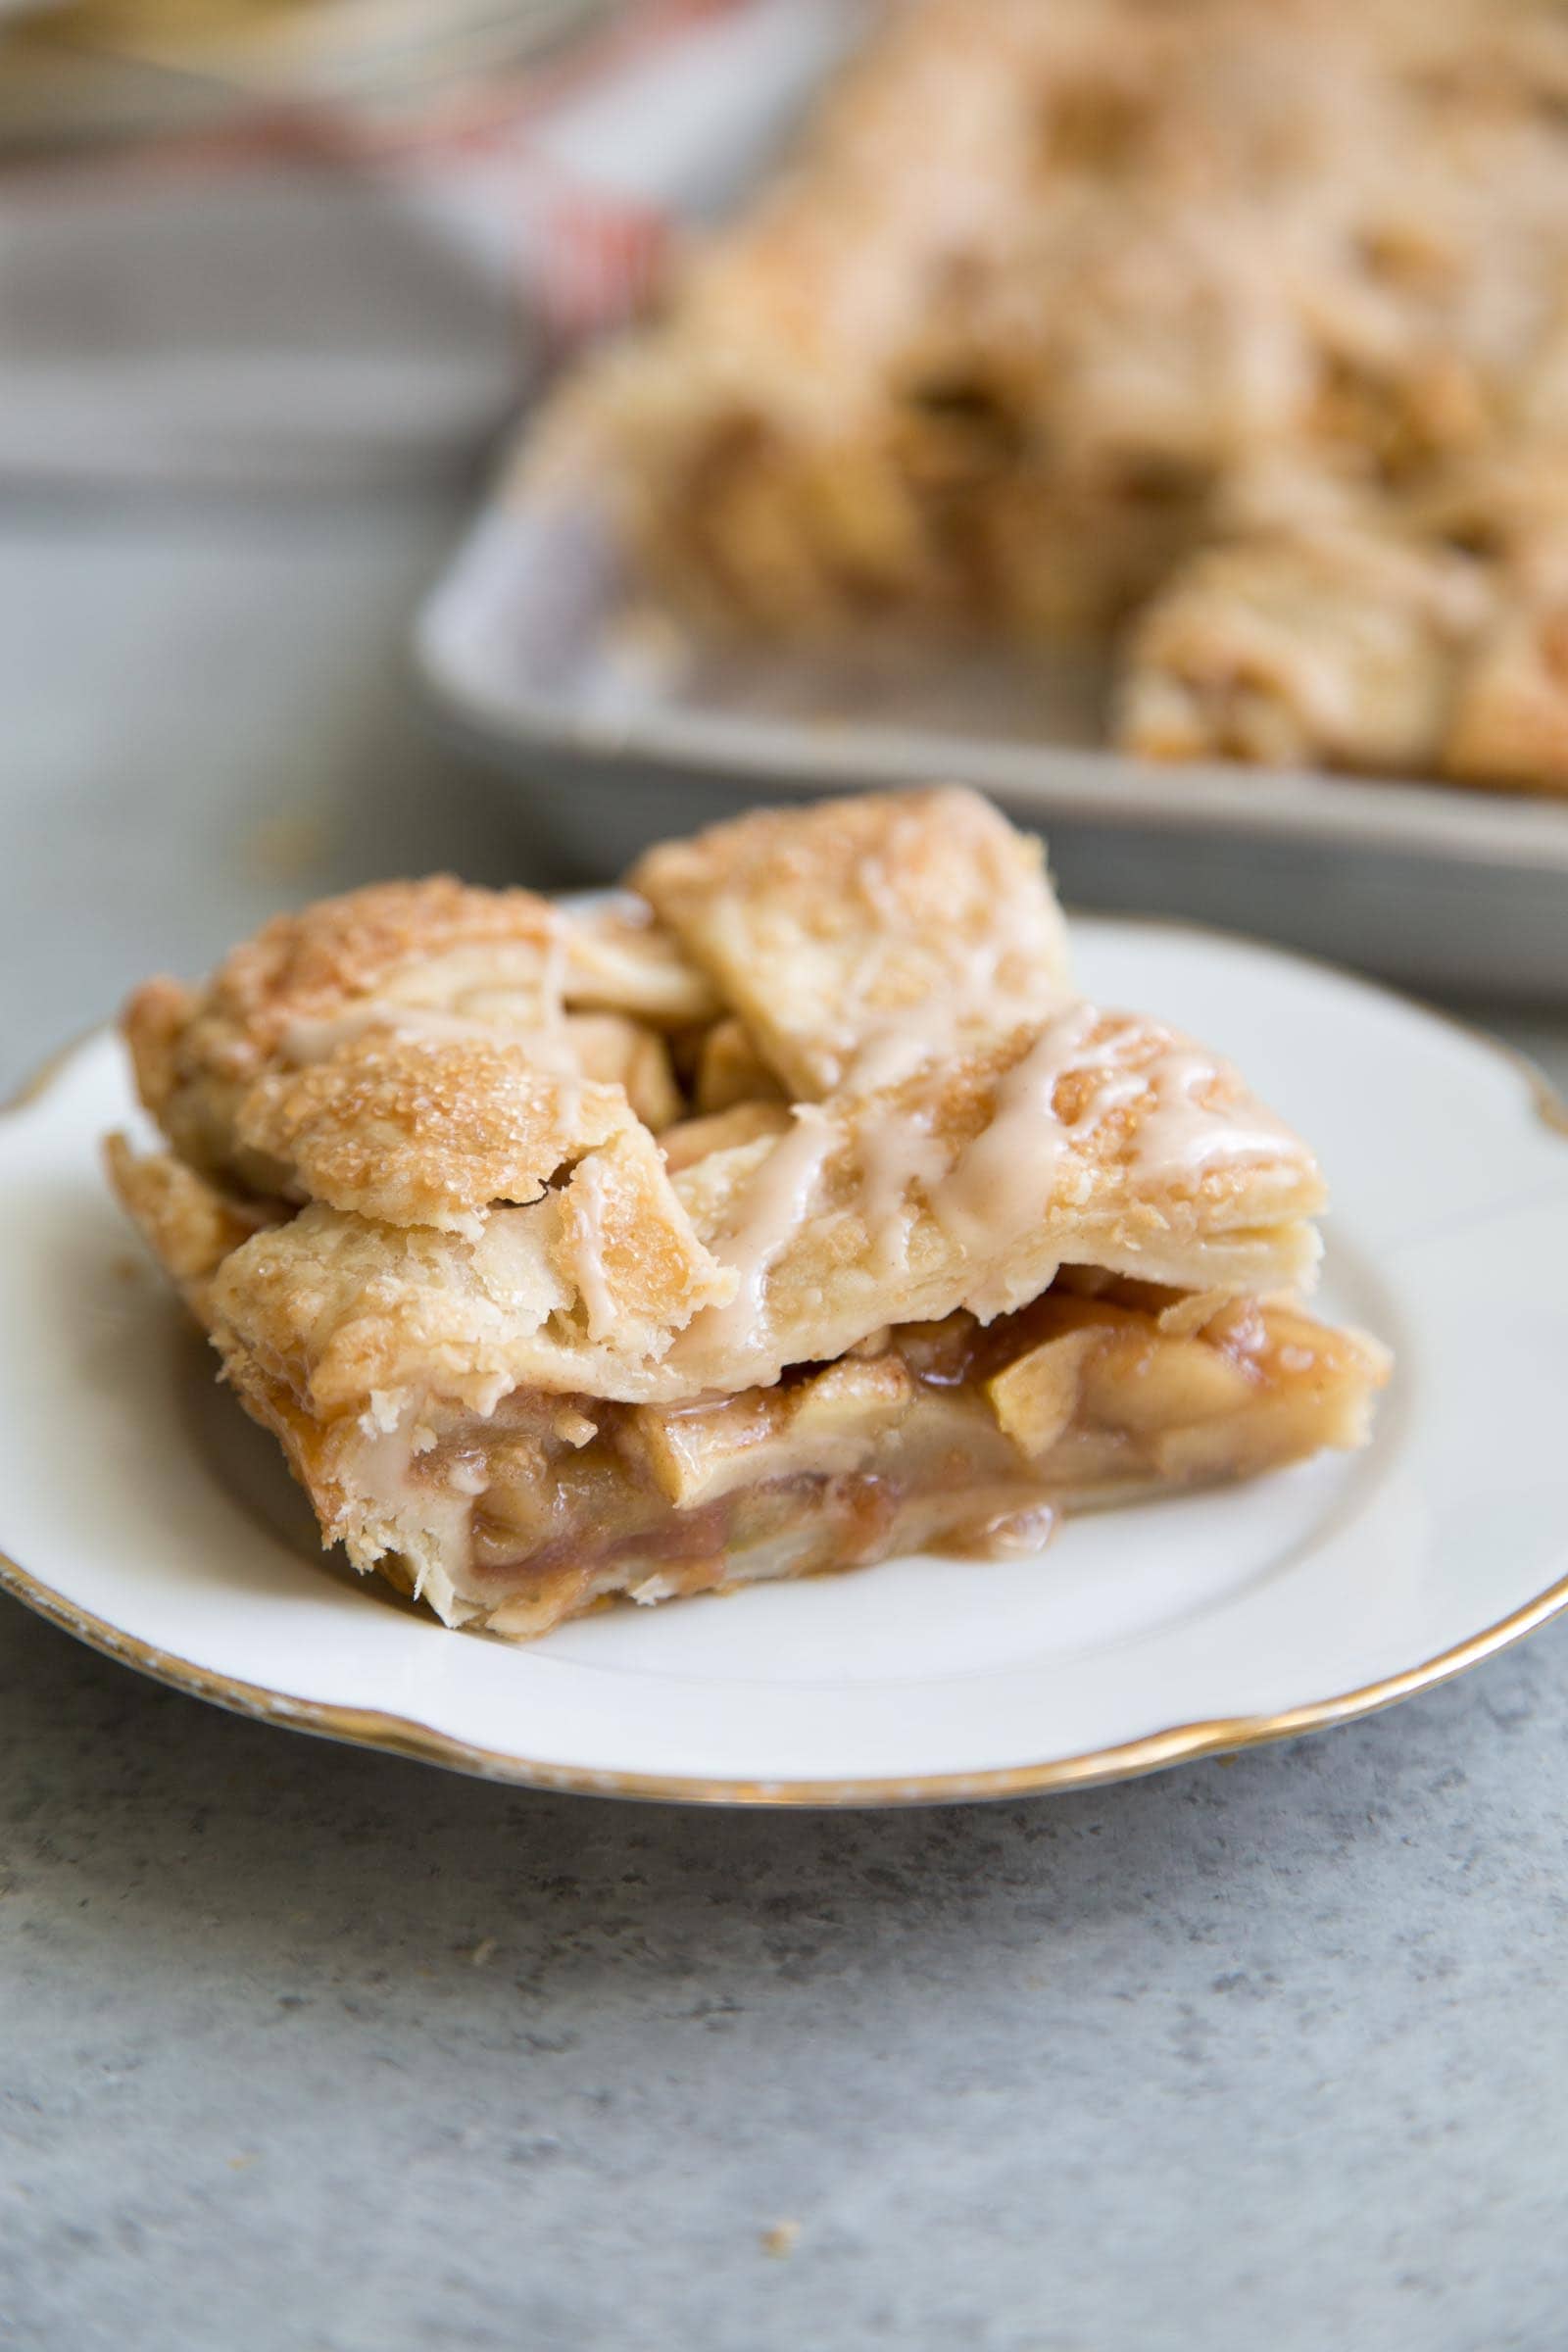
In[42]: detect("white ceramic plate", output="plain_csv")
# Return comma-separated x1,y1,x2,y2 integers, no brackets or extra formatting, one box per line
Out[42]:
3,922,1566,1804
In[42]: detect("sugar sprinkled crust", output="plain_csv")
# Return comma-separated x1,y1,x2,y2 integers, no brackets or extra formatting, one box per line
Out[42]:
234,1035,637,1238
632,786,1073,1095
109,787,1381,1638
123,876,715,1189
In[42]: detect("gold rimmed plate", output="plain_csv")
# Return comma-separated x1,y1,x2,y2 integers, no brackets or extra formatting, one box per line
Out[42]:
2,921,1565,1804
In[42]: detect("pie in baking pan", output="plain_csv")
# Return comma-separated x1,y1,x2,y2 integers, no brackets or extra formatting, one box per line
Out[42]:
531,0,1568,797
109,790,1388,1640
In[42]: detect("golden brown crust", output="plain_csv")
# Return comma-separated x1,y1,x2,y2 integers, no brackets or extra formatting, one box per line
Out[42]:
122,977,199,1119
122,877,564,1188
190,877,562,1061
693,1016,786,1115
123,876,716,1197
105,1134,279,1318
233,1034,636,1235
169,1004,1320,1430
202,1185,733,1427
633,786,1073,1095
552,1125,737,1348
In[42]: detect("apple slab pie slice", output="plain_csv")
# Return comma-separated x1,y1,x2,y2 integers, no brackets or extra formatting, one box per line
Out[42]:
109,790,1388,1642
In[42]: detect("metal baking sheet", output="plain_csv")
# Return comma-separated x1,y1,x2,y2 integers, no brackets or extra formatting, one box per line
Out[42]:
416,477,1568,1000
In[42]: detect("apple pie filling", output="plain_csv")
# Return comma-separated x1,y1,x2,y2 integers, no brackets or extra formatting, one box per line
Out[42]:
383,1273,1380,1639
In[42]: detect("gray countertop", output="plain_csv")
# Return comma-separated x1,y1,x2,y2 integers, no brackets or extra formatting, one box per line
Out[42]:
3,492,1566,2352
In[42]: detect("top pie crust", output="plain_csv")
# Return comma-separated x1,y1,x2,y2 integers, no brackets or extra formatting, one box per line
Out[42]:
631,785,1073,1095
115,791,1325,1437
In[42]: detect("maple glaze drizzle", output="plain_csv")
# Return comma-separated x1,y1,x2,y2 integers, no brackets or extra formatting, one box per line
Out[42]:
564,1152,618,1342
537,910,570,1034
858,1008,1304,1272
281,908,576,1064
671,1105,838,1362
809,816,1073,1092
856,1006,1118,1268
1127,1045,1301,1183
673,997,1306,1360
282,1000,492,1063
858,1099,952,1270
829,920,1070,1095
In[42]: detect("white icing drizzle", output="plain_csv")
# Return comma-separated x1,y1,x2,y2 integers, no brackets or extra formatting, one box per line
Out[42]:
1128,1046,1301,1185
928,1005,1105,1251
858,1099,952,1270
282,1001,492,1063
852,1005,1300,1276
520,1018,584,1136
564,1152,618,1342
538,909,569,1035
812,822,1070,1091
672,1106,837,1362
841,1019,944,1097
281,906,614,1071
831,923,1071,1095
831,969,1054,1094
673,1000,1303,1361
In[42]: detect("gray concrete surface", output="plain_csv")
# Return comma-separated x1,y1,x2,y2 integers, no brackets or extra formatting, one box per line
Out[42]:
2,492,1566,2352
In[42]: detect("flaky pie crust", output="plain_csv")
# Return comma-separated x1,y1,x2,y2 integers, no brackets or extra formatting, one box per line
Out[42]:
110,789,1386,1637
